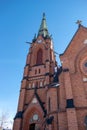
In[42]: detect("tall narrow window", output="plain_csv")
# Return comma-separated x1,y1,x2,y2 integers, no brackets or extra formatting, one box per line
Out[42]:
35,69,37,74
39,69,41,73
28,83,31,88
36,49,43,65
44,81,46,86
40,81,43,87
32,83,35,88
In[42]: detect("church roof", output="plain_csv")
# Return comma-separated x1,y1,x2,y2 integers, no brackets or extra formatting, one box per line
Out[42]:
38,13,50,38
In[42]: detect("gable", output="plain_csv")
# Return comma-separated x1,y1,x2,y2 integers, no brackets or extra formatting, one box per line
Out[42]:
60,25,87,58
23,92,46,118
60,25,87,73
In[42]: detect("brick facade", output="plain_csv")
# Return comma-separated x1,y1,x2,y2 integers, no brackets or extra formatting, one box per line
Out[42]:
13,14,87,130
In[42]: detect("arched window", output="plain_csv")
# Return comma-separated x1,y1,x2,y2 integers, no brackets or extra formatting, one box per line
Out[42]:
32,83,35,88
35,69,37,74
48,97,51,112
40,81,43,87
36,49,43,65
39,69,41,73
28,83,31,88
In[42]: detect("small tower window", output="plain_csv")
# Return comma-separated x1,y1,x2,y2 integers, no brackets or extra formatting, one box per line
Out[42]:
40,81,43,87
44,81,46,86
35,69,37,74
32,83,35,88
39,69,41,73
36,49,43,65
28,83,31,88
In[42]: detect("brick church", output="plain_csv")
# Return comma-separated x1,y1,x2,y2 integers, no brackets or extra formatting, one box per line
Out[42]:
13,14,87,130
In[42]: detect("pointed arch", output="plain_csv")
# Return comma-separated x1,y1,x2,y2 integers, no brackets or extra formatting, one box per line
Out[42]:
22,105,44,130
36,48,43,65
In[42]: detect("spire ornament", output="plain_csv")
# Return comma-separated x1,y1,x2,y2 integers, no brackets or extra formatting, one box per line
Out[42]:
43,12,46,19
76,20,82,27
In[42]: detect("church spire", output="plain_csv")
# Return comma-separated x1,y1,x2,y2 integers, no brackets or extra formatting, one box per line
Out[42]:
38,13,50,38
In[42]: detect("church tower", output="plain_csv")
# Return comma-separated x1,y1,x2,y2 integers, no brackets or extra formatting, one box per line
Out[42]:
13,13,87,130
13,13,59,130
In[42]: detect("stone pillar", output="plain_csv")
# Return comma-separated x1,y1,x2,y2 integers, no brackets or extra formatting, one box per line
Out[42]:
13,119,22,130
62,57,78,130
17,80,26,111
13,78,27,130
66,108,78,130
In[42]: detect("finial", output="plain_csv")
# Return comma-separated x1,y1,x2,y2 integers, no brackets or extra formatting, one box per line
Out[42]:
76,20,82,27
43,12,46,19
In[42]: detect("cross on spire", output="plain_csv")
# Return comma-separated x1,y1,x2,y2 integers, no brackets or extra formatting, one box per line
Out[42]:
76,20,82,27
43,12,45,19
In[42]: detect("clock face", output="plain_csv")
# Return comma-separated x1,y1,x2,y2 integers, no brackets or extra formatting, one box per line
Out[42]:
37,39,42,43
33,114,38,121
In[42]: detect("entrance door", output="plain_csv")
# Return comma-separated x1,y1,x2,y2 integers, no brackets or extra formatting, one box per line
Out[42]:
29,123,35,130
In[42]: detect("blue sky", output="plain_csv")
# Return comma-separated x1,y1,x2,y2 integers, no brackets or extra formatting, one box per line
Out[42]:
0,0,87,128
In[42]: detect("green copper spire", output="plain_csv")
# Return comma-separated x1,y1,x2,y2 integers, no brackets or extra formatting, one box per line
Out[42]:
38,13,50,38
